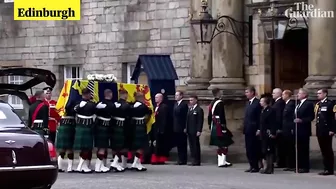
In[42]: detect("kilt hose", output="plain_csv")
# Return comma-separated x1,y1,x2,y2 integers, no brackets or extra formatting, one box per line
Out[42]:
110,119,126,151
73,123,94,150
56,119,76,150
94,119,111,149
209,122,234,148
130,120,148,151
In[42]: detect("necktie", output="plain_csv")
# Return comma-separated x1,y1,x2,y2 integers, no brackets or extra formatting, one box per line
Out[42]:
295,101,301,113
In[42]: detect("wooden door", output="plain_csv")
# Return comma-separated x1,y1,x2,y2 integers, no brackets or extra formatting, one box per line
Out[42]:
274,29,308,91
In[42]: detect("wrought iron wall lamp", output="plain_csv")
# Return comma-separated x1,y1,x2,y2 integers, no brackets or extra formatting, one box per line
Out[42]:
189,0,253,65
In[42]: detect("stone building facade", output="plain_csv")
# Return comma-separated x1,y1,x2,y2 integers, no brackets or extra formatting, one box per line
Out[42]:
0,0,335,161
0,0,191,91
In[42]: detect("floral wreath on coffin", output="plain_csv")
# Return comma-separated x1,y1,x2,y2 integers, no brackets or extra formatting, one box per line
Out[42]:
87,74,117,82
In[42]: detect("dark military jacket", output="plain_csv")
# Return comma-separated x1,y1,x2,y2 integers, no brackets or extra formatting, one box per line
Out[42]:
113,99,131,119
315,98,336,136
74,99,96,116
208,98,226,130
28,100,49,129
96,99,115,118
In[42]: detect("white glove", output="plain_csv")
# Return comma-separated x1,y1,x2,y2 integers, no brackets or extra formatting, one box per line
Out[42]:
79,101,87,108
114,102,121,108
153,140,156,146
96,102,107,109
134,102,141,108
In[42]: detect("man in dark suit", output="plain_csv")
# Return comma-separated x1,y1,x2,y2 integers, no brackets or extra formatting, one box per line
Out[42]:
151,93,169,165
186,95,204,166
243,86,262,173
281,90,296,171
173,90,189,165
271,88,286,168
315,88,335,175
293,88,314,173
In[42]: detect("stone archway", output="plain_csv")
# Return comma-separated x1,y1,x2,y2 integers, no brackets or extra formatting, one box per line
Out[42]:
273,29,308,91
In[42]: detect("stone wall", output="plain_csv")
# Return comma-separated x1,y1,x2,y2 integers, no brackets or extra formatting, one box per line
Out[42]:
0,0,192,93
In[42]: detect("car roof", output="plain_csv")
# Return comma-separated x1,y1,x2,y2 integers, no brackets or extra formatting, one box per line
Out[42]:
0,101,13,109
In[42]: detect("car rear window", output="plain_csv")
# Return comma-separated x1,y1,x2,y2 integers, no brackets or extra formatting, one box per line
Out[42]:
0,103,24,127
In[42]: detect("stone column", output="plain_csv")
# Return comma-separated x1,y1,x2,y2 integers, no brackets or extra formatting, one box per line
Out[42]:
186,0,212,93
304,0,336,93
208,0,245,94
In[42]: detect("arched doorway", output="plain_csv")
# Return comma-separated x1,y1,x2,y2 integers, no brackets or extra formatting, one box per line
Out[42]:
273,29,308,91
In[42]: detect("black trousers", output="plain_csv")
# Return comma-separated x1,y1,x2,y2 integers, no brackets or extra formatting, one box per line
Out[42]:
188,134,200,164
245,135,261,169
262,154,274,173
175,132,188,163
283,134,295,168
48,131,56,144
155,133,168,157
317,135,334,172
297,136,310,170
275,133,286,167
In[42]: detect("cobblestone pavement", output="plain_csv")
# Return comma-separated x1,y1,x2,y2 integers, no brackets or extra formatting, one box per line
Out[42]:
52,162,336,189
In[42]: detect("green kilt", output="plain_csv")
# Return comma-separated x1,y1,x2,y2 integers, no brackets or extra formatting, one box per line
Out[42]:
130,120,147,151
209,122,234,147
73,123,94,150
94,119,111,148
55,118,76,150
110,119,125,151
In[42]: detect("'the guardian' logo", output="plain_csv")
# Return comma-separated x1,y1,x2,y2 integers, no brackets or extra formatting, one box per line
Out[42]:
17,8,75,20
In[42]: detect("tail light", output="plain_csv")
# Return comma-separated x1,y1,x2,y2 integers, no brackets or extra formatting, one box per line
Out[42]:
47,140,57,161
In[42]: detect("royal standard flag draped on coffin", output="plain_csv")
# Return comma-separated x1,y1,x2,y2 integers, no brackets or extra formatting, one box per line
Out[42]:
56,80,155,133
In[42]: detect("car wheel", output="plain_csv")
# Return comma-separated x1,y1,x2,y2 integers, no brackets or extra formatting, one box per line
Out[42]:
42,186,51,189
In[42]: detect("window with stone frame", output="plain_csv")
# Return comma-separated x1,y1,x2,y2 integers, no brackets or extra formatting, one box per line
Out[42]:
7,75,24,109
64,65,83,80
121,62,136,84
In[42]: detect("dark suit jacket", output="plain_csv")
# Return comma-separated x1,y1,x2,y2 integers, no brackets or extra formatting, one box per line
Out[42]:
173,100,188,133
282,100,296,136
272,98,285,130
155,103,169,134
243,98,262,135
186,105,204,135
295,99,314,138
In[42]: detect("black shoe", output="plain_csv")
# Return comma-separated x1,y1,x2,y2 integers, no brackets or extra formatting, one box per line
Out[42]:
175,162,187,165
296,169,309,173
250,168,260,173
283,168,295,171
188,163,201,166
244,168,252,172
318,171,334,176
260,171,273,174
275,164,285,168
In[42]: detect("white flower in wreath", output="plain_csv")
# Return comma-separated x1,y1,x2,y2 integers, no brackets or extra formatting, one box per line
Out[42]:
105,74,117,82
103,74,110,81
87,74,95,80
96,74,104,80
